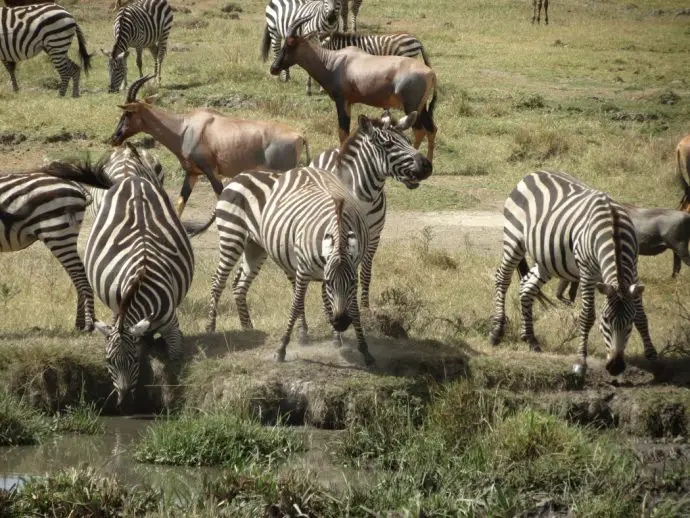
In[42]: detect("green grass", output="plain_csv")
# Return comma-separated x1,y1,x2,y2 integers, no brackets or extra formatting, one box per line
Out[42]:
133,412,302,467
52,402,104,435
0,391,51,446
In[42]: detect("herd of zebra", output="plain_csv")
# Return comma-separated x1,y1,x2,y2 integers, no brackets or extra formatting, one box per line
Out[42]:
0,0,685,409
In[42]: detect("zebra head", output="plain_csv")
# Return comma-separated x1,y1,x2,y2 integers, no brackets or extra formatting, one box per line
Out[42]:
111,75,156,146
323,0,340,25
101,48,129,93
597,282,645,375
95,315,151,408
322,198,360,332
356,113,433,189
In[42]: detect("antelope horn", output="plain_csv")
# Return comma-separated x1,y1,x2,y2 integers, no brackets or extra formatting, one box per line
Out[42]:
288,15,312,37
125,74,155,103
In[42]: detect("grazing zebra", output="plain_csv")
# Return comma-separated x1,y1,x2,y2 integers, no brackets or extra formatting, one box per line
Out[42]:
188,167,373,365
84,145,193,408
0,161,113,331
101,0,173,92
0,4,91,96
339,0,362,31
308,30,431,95
489,170,657,377
532,0,548,24
262,0,340,82
86,145,164,218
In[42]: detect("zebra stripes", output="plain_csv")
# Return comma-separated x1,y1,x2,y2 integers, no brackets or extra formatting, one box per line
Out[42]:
489,170,657,376
86,145,164,218
191,166,372,364
340,0,363,31
0,4,91,96
85,144,193,407
102,0,173,92
0,170,96,330
262,0,340,81
308,30,431,95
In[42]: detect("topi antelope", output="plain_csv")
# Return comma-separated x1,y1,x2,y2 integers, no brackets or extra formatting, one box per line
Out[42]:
677,134,690,211
110,75,311,216
268,18,438,162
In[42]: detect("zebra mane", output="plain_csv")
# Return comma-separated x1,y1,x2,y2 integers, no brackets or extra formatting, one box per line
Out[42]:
35,156,114,190
609,199,625,289
117,264,147,332
337,115,399,167
332,196,345,249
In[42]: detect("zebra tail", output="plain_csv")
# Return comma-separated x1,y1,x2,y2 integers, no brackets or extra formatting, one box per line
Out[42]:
420,44,431,67
303,137,311,165
75,24,92,75
183,209,217,238
515,258,556,309
261,23,271,62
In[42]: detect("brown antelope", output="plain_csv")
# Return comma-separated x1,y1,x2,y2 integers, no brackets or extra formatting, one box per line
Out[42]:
267,18,438,162
677,134,690,211
110,75,311,216
532,0,548,24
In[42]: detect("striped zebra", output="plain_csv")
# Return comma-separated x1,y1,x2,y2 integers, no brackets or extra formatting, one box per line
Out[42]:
86,145,163,218
0,160,113,331
489,170,657,377
84,144,193,408
339,0,362,31
0,4,91,97
308,30,431,95
100,0,173,93
261,0,340,82
309,111,432,314
188,167,373,365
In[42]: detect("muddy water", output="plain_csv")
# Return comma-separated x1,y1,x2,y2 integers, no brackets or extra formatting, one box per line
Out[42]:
0,417,353,494
0,416,220,493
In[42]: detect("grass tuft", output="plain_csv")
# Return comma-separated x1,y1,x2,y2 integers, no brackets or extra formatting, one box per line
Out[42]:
0,391,51,446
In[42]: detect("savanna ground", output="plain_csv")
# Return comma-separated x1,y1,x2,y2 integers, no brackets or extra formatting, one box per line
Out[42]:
1,0,690,515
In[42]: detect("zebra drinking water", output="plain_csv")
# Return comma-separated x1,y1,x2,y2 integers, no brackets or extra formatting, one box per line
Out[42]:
84,144,193,408
101,0,173,92
262,0,340,82
489,170,657,377
0,4,91,96
187,167,373,365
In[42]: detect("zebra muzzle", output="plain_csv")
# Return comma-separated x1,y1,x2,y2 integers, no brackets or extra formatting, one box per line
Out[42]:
605,356,626,376
331,314,352,332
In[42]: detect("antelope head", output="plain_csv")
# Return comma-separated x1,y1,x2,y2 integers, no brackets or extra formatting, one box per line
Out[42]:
111,74,156,146
270,16,312,76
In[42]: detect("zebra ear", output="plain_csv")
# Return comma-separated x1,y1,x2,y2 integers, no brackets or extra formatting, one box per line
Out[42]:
596,282,616,297
396,112,418,131
129,317,151,337
629,283,645,297
94,321,112,337
346,231,359,258
321,234,335,259
358,115,375,137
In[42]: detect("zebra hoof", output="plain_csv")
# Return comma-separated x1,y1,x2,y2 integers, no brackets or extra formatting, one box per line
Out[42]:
530,344,542,353
488,331,502,346
298,333,310,345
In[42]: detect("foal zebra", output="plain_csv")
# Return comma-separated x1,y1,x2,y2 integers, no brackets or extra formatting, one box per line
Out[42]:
339,0,363,31
262,0,340,82
84,145,193,408
489,170,657,376
189,167,372,365
308,31,431,95
101,0,173,92
0,4,91,96
0,163,111,331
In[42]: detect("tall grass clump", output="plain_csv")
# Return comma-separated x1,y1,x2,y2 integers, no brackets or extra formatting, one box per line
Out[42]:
0,391,51,446
52,402,104,435
133,411,302,467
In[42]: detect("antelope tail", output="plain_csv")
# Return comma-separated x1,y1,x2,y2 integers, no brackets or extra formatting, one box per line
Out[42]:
261,24,271,62
303,137,311,165
183,209,216,238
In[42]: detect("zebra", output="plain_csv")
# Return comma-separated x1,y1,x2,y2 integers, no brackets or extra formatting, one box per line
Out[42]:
261,0,340,82
339,0,362,31
100,0,173,93
488,170,657,377
532,0,548,24
0,4,91,97
0,160,114,331
308,30,431,95
86,145,164,218
84,144,194,408
187,167,373,365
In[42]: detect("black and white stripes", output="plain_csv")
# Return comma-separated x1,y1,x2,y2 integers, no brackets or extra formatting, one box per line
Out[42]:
339,0,363,31
85,144,193,407
0,4,91,96
103,0,173,92
489,170,657,375
262,0,340,81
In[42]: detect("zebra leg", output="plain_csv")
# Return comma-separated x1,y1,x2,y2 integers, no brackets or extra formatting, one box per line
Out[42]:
340,0,349,31
352,0,361,31
359,240,379,310
2,61,19,92
155,43,167,86
41,231,94,331
290,277,310,344
573,281,597,376
276,274,309,362
321,282,342,347
544,0,549,24
489,244,525,346
136,48,144,78
155,315,185,409
633,297,658,361
47,51,79,97
519,264,549,352
351,302,375,366
307,76,312,96
232,242,268,330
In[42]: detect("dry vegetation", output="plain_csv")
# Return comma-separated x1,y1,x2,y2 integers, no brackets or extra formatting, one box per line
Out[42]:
1,0,690,515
